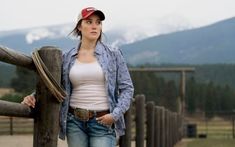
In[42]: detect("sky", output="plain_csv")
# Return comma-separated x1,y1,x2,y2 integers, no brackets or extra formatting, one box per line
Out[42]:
1,0,235,32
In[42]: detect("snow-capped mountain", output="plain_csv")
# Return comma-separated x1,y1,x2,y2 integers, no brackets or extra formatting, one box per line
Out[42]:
0,16,192,55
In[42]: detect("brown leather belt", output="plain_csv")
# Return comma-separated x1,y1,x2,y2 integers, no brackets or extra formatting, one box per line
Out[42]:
69,107,109,121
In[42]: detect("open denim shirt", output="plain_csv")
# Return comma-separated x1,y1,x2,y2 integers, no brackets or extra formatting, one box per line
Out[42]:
59,41,134,140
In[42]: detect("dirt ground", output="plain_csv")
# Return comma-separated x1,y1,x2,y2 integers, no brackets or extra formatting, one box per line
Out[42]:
0,135,67,147
0,135,135,147
0,135,189,147
174,139,193,147
174,140,187,147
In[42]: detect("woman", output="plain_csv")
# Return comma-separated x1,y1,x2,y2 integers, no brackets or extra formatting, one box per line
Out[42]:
21,7,134,147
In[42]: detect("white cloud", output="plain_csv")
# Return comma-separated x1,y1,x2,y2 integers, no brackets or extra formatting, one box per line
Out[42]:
26,28,55,44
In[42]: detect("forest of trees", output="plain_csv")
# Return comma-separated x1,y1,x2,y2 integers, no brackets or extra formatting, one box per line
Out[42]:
1,64,235,117
130,71,235,116
186,77,235,116
0,66,36,103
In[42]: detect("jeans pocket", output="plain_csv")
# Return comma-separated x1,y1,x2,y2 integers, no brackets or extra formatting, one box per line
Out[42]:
96,120,114,134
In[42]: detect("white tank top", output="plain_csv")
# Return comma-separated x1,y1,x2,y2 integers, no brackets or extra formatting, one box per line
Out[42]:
69,59,109,110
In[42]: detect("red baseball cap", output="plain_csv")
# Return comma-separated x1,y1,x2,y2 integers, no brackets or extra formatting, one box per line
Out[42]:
77,7,105,22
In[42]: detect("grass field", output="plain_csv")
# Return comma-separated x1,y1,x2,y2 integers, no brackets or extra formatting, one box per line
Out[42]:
187,139,235,147
186,116,234,139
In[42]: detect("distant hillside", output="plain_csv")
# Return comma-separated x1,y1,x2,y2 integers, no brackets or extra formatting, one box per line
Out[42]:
121,17,235,65
0,24,77,54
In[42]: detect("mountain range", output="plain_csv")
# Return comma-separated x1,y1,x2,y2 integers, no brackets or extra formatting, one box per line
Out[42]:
121,17,235,65
1,17,235,65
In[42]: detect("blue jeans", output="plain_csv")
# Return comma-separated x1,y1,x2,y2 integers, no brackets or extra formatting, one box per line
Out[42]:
66,112,116,147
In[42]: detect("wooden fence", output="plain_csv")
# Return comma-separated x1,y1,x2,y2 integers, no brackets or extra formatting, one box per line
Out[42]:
0,95,183,147
0,116,33,135
0,46,183,147
0,46,62,147
119,94,183,147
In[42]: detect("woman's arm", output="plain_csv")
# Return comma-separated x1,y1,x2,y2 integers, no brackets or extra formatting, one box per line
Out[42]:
111,49,134,121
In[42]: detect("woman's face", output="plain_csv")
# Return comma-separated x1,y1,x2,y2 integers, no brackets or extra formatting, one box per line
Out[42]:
78,14,102,42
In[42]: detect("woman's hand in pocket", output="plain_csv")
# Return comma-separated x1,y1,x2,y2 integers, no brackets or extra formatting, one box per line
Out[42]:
96,114,115,126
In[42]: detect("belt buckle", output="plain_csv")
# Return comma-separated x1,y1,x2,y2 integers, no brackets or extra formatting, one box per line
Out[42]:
74,108,89,121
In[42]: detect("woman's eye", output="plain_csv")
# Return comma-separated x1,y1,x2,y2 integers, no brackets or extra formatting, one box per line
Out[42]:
86,20,92,24
85,20,101,25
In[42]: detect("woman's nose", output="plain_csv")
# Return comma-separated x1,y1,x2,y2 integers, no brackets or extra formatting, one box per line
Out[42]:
91,23,98,29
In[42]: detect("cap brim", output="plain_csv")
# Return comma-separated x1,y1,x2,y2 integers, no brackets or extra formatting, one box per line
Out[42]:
93,10,105,21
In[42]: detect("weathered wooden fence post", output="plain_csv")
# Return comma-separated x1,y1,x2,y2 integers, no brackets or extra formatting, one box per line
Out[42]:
165,109,169,147
10,117,13,135
146,101,155,147
173,113,178,145
119,104,132,147
154,106,161,147
160,107,166,147
169,112,173,147
233,115,235,139
135,95,145,147
33,46,62,147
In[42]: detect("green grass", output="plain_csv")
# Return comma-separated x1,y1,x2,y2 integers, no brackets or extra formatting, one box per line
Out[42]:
187,116,234,139
187,139,235,147
197,124,233,138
